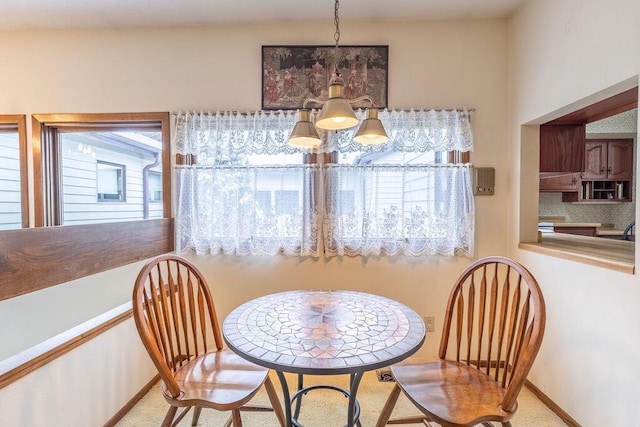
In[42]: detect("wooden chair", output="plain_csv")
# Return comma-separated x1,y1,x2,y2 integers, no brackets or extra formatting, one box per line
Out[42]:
623,220,635,241
376,256,546,427
132,254,285,427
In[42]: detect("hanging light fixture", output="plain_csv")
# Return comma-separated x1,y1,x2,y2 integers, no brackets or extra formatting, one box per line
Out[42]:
287,0,388,147
288,109,322,148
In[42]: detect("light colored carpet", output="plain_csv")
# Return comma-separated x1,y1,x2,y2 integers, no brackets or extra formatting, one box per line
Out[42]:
116,371,566,426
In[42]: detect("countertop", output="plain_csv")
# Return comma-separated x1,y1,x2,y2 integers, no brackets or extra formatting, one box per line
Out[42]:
538,218,621,235
520,232,634,274
551,222,611,228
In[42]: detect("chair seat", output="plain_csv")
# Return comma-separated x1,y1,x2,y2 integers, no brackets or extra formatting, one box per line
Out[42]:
163,348,270,411
391,359,515,426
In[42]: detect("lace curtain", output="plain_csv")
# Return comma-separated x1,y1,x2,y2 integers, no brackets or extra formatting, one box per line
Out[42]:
173,110,474,257
175,164,319,256
324,164,474,257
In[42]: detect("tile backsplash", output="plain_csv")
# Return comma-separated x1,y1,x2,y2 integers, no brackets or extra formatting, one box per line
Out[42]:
539,192,634,229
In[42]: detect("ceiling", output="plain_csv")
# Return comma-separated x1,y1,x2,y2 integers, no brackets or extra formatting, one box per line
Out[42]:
0,0,527,31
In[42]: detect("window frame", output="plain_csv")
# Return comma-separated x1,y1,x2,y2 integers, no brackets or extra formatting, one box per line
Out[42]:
0,115,28,228
32,112,171,227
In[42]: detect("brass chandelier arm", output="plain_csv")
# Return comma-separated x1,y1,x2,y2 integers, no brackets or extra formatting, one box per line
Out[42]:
302,95,375,110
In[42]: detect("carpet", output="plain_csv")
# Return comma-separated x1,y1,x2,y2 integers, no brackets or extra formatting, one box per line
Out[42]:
116,370,567,426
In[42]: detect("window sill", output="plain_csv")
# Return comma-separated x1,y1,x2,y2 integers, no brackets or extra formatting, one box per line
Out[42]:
519,233,634,274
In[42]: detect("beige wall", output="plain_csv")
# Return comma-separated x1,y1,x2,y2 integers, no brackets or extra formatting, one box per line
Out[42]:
0,20,509,425
509,0,640,425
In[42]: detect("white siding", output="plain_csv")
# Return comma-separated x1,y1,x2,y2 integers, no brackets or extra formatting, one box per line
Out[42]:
60,135,161,225
0,133,22,230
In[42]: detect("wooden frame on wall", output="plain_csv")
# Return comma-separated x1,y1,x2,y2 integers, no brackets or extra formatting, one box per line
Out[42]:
262,45,389,110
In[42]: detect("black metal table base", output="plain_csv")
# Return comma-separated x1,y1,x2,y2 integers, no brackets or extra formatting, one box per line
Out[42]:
275,372,364,427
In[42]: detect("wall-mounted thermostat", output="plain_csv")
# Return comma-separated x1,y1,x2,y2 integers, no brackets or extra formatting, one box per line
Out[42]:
473,167,495,196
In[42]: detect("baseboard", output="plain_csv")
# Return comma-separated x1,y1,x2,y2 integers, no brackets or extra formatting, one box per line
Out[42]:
103,374,160,427
525,380,581,427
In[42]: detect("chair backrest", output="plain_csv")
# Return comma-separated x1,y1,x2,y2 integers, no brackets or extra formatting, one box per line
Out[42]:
132,254,223,398
438,256,545,413
623,220,635,241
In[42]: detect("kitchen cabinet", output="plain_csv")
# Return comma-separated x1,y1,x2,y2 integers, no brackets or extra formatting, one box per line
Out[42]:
553,226,597,237
583,139,633,180
579,139,634,202
539,124,585,173
539,173,580,192
580,180,632,201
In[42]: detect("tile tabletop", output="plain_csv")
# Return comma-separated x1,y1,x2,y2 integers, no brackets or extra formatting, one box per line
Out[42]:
222,289,425,375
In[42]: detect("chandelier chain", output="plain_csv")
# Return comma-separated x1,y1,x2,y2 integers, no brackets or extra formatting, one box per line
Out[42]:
334,0,340,49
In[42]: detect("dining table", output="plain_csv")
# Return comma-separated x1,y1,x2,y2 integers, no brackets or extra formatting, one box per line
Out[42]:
222,289,425,427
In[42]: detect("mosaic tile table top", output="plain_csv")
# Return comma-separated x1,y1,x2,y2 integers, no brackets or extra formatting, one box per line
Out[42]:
222,290,425,375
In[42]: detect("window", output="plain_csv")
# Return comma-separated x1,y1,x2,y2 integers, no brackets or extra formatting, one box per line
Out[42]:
0,116,28,230
174,109,474,257
148,171,162,202
96,161,125,202
1,113,173,303
32,113,169,226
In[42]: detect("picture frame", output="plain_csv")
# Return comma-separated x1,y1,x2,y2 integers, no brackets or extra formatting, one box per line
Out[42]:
262,45,388,110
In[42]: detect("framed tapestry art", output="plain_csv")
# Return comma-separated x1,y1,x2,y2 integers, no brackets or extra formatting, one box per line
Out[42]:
262,45,388,110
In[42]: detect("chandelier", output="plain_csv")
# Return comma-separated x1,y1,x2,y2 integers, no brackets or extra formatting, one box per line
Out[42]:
288,0,389,148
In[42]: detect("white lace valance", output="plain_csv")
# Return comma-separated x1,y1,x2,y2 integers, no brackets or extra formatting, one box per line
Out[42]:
173,110,302,162
328,108,474,154
173,109,473,163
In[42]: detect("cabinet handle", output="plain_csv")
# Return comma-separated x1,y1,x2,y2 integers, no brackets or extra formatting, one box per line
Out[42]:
600,167,605,173
571,176,576,184
607,167,612,173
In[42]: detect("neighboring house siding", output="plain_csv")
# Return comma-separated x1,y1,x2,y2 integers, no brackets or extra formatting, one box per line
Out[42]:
0,133,22,231
148,202,163,219
61,137,161,225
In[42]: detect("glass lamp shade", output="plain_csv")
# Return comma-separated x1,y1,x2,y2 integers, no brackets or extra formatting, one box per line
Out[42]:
288,109,321,148
353,108,389,145
314,83,359,130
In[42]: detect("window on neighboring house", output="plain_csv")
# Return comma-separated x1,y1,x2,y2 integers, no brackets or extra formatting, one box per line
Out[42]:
33,113,170,226
148,171,162,202
96,161,125,202
0,116,28,230
174,109,474,258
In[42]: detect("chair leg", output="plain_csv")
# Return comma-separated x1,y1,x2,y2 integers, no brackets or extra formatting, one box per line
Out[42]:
231,408,243,426
161,406,178,427
264,376,286,427
191,406,202,426
375,383,402,427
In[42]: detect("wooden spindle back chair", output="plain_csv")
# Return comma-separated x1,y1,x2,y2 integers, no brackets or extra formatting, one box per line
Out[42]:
376,256,546,427
133,254,285,427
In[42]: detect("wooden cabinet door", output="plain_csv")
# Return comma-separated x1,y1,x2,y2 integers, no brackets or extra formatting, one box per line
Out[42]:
539,124,585,172
539,173,580,192
582,141,607,179
607,139,633,179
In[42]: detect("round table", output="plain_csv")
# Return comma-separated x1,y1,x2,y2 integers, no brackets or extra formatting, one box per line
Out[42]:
222,289,425,427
